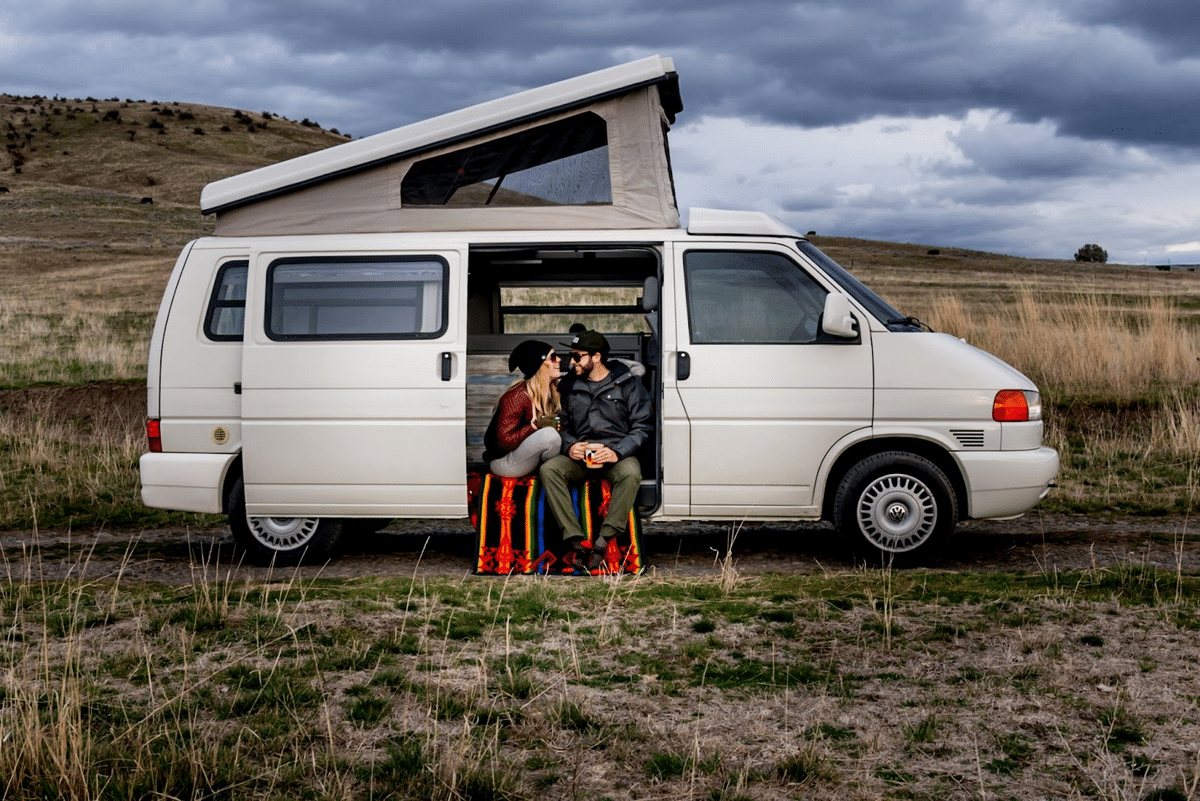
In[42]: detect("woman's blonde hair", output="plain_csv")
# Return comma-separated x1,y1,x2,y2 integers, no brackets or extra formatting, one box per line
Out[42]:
524,372,560,419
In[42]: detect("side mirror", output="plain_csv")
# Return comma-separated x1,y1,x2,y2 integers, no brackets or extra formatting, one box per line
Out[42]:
821,293,858,338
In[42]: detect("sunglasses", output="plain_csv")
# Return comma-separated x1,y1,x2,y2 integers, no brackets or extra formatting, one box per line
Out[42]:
546,353,561,361
569,352,589,362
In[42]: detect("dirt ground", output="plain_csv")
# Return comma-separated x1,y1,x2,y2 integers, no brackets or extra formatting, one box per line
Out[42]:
3,512,1196,584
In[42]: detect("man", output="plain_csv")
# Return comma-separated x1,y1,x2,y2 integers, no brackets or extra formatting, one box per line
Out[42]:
539,329,652,565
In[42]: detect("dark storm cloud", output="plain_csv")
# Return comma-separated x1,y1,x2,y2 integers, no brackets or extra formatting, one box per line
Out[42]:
1070,0,1200,60
946,117,1160,181
8,0,1199,153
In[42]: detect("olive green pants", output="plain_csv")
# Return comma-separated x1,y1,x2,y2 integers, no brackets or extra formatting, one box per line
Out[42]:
539,455,641,544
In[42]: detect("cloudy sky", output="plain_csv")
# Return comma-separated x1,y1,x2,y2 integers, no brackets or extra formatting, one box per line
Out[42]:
4,0,1199,264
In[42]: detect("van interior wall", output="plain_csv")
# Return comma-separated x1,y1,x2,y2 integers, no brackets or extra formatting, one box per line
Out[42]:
465,247,661,509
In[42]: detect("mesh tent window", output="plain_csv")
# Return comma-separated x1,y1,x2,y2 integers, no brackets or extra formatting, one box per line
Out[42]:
401,113,611,208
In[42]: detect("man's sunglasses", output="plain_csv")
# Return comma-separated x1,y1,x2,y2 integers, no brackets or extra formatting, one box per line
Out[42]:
569,352,589,362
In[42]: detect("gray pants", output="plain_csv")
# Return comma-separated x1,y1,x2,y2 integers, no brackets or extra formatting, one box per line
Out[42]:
488,427,562,477
539,454,641,544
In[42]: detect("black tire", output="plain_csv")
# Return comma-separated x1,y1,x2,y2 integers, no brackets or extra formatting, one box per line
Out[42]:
342,518,393,538
227,477,343,566
833,451,957,564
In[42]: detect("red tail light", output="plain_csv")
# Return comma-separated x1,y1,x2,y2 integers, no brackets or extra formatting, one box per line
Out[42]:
146,419,162,453
993,390,1039,422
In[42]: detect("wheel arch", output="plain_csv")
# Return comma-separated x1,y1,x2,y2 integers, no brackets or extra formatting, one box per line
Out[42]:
220,454,243,514
820,436,967,523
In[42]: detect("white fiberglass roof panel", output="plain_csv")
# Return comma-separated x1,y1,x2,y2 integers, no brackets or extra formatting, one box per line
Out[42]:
201,56,678,215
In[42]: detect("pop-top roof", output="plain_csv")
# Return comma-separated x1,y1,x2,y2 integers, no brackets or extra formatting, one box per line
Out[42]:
202,56,683,236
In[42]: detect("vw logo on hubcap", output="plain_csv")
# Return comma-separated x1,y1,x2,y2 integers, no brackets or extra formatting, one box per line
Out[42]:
886,503,908,524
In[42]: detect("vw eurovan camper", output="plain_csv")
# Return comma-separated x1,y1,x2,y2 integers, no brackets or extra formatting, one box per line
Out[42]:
139,56,1058,565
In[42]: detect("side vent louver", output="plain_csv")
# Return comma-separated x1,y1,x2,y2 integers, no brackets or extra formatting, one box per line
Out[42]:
951,429,985,448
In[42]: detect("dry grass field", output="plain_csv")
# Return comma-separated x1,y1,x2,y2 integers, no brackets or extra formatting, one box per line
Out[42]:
4,548,1200,801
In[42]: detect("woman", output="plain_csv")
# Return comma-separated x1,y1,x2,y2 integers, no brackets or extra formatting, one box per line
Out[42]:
482,339,563,477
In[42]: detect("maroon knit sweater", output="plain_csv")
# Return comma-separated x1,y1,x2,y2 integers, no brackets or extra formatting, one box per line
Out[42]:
481,385,537,461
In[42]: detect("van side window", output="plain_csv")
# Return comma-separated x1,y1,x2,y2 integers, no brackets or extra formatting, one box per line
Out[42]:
266,257,448,340
204,260,248,341
684,251,827,344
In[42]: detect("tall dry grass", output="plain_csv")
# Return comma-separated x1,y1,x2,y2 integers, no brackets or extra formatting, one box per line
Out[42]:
0,391,163,529
926,288,1200,403
5,566,1200,800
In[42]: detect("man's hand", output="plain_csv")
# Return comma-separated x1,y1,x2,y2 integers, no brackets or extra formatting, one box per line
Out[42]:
589,445,619,465
568,442,619,464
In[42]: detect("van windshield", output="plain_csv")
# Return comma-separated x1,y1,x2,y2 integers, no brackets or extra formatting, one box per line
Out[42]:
797,241,922,332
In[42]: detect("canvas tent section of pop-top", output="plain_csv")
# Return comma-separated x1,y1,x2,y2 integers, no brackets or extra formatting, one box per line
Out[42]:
201,56,683,236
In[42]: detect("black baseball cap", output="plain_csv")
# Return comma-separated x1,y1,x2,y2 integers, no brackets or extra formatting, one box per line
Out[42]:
563,329,610,355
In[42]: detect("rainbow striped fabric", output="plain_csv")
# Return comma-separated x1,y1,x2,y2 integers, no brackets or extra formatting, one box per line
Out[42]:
471,473,643,576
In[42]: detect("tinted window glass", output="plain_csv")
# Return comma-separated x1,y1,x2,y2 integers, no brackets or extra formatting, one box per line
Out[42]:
796,240,917,332
684,251,827,344
266,258,448,340
204,261,248,341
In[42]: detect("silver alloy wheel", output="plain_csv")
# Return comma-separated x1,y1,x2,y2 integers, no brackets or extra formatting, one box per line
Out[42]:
245,516,320,550
856,473,937,553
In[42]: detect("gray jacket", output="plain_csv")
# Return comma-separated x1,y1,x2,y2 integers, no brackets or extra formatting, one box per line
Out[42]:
557,360,652,459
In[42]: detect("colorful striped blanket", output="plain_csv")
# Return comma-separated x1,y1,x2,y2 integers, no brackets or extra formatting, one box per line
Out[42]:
470,473,643,576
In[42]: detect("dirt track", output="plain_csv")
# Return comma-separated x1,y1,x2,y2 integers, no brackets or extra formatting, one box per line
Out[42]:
3,513,1197,584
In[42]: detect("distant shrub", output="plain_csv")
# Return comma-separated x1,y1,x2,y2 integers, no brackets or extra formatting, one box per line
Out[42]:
1074,243,1108,263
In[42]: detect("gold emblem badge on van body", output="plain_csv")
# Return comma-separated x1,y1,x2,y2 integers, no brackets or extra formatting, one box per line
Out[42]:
212,426,230,446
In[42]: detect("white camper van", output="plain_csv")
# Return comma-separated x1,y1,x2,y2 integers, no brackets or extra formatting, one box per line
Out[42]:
139,56,1058,565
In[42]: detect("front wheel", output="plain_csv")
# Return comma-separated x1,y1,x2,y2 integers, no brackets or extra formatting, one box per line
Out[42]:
227,477,343,566
833,452,958,564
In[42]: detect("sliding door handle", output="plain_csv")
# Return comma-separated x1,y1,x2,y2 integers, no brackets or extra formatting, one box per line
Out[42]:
677,351,690,381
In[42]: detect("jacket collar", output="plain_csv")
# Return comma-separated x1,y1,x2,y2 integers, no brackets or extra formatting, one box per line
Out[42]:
560,359,632,391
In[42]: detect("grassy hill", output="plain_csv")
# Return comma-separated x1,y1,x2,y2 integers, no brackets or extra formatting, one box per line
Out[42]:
2,93,347,204
0,93,350,387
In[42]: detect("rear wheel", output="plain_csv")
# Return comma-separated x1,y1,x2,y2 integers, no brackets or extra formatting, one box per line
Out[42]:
833,452,957,564
227,477,343,566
